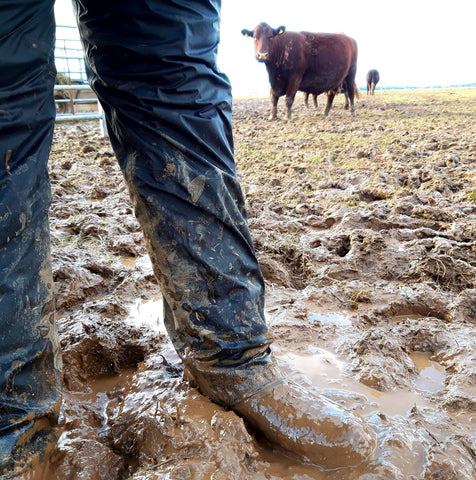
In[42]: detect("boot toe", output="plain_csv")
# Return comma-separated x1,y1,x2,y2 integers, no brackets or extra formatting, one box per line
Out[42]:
233,379,377,469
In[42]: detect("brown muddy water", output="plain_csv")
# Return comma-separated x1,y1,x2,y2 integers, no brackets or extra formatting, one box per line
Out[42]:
48,296,475,479
17,89,476,479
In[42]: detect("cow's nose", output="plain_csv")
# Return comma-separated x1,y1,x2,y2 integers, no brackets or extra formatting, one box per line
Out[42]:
256,52,268,62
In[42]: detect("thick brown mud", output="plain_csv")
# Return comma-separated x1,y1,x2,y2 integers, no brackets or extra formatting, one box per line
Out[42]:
19,89,476,479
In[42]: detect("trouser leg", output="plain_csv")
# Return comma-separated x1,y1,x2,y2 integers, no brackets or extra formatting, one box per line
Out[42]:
73,0,274,406
71,2,379,467
0,0,61,471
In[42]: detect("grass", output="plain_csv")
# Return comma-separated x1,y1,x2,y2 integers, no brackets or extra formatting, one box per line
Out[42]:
233,88,476,204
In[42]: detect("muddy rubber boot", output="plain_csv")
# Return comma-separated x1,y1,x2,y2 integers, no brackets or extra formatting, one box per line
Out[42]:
230,377,377,469
185,357,377,470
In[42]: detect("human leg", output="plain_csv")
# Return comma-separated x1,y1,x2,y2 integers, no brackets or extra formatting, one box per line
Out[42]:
73,0,376,466
0,0,62,475
73,0,272,405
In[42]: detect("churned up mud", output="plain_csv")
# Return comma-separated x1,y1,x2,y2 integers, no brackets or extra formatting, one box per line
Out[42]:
31,89,476,479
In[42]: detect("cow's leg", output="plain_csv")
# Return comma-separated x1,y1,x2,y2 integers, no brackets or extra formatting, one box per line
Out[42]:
347,86,355,115
312,94,318,109
344,91,350,110
269,89,279,120
344,74,357,116
324,91,336,116
284,77,301,119
285,93,296,119
304,92,309,107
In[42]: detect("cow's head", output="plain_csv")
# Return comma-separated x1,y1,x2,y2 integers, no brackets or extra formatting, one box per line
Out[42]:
241,23,286,63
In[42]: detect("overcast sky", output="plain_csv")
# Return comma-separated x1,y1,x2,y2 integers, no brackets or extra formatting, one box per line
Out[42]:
55,0,475,96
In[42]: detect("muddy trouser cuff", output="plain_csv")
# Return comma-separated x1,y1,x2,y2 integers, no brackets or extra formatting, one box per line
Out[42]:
182,348,287,408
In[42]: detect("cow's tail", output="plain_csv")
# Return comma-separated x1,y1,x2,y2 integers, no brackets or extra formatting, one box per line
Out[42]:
354,85,360,99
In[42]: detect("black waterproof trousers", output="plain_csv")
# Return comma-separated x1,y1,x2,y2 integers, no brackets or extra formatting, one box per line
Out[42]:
0,0,61,471
1,0,272,468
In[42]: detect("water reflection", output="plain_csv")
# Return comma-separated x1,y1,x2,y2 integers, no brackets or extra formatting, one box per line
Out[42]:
283,350,438,417
126,296,165,333
410,352,446,393
308,312,352,327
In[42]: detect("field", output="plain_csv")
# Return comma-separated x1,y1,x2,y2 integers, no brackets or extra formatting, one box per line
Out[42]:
42,88,476,479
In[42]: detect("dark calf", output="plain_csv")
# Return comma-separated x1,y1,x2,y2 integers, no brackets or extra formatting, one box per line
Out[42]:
366,69,380,95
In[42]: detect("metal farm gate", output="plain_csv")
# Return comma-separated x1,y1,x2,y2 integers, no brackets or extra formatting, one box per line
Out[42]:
55,25,106,136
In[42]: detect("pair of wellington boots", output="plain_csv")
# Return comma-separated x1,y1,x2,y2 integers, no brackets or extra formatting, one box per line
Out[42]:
186,357,377,470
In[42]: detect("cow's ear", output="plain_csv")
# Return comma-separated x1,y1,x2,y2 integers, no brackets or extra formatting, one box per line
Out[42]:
241,29,254,38
275,26,286,35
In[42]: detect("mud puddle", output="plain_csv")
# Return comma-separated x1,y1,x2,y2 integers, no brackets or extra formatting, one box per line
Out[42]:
284,349,440,416
52,299,474,480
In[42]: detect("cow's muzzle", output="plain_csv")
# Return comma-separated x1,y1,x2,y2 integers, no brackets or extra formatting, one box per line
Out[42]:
256,52,269,62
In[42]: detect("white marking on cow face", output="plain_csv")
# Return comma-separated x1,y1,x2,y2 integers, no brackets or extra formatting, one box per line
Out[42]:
256,49,269,62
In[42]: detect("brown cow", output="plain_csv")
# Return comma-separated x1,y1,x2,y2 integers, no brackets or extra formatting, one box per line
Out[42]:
241,23,359,119
366,69,380,95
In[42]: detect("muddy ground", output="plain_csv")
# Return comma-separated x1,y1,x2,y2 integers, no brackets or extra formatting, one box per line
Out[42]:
37,89,476,479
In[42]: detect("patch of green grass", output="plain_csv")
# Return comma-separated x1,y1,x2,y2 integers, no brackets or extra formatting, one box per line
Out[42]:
345,202,361,209
338,157,372,170
236,145,279,165
309,154,323,164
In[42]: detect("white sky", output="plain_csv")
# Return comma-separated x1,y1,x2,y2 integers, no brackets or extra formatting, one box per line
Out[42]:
55,0,475,96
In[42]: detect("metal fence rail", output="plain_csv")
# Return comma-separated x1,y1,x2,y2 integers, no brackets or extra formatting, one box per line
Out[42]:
54,84,107,136
55,25,107,135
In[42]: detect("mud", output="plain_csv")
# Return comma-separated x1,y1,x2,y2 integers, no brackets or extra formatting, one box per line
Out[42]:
26,89,476,478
